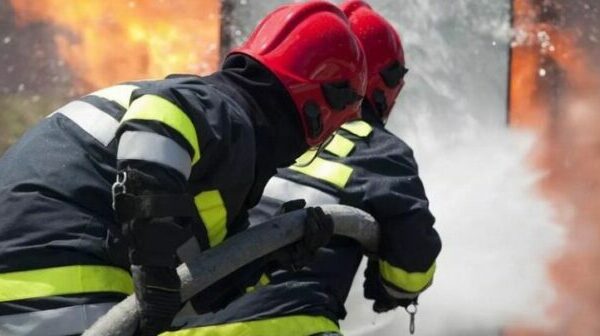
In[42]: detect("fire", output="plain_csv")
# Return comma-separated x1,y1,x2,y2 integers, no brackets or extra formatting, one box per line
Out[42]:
508,0,600,334
9,0,221,92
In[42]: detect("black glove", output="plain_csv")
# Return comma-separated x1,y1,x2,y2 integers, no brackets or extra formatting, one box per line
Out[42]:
268,206,334,271
132,265,181,336
363,259,415,313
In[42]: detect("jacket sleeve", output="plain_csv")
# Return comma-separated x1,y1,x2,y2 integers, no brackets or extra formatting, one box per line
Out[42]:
116,82,203,185
356,140,441,298
113,80,208,264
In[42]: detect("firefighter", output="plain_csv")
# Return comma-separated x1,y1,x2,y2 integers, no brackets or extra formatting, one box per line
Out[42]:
0,2,367,335
167,1,441,335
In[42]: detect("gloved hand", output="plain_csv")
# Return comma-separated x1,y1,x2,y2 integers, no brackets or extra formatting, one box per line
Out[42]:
132,265,181,336
363,259,415,313
268,206,334,271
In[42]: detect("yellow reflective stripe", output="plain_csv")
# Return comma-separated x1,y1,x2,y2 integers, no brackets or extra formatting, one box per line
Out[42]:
194,190,227,247
290,157,353,189
294,149,317,166
122,94,200,164
162,315,339,336
379,261,436,293
88,84,139,108
341,120,373,137
0,265,133,302
325,133,355,157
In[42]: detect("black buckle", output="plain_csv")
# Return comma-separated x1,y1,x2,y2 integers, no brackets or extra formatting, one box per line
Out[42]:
380,61,408,88
111,171,128,210
321,81,362,111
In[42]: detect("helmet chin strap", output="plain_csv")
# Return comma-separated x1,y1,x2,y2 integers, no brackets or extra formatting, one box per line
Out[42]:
293,132,336,168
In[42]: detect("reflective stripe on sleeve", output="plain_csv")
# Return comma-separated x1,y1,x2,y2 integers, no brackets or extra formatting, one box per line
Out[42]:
56,101,119,146
122,94,201,164
88,84,139,108
262,176,339,206
194,190,228,247
325,133,355,157
290,157,353,189
163,315,340,336
382,282,420,300
379,260,436,293
0,303,116,336
0,265,133,302
341,120,373,137
118,131,193,179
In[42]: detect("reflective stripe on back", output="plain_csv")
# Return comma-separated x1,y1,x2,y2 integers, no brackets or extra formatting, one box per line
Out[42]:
122,94,201,164
118,131,193,179
0,265,133,302
0,303,116,336
290,157,353,189
56,101,120,146
88,84,139,108
262,176,339,207
325,133,355,157
341,120,373,137
163,315,340,336
379,260,436,293
194,190,228,247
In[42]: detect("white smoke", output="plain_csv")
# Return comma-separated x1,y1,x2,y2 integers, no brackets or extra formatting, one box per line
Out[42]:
341,123,564,336
341,0,565,334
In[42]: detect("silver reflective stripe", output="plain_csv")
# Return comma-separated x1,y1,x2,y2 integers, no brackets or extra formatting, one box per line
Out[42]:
56,101,120,146
262,176,339,207
383,282,420,300
118,131,192,179
0,302,116,336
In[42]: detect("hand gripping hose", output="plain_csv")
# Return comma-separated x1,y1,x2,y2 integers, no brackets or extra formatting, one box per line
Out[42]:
83,204,379,336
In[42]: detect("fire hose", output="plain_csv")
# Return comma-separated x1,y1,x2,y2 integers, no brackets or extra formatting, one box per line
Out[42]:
83,204,379,336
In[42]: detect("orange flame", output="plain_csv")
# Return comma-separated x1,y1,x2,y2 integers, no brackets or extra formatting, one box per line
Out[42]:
508,0,600,334
9,0,221,92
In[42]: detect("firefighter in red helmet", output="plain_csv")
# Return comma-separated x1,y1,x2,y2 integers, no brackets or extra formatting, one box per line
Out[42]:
0,2,366,335
171,1,441,335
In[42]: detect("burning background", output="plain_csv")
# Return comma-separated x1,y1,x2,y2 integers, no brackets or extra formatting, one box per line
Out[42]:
508,0,600,335
0,0,220,150
1,0,599,335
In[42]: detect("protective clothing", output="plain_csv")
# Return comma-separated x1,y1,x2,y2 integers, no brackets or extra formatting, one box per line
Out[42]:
167,104,441,336
233,1,367,146
0,47,358,334
166,5,440,334
116,1,366,330
256,103,441,305
341,0,407,121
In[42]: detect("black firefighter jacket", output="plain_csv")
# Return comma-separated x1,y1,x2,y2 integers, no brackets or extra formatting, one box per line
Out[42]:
252,106,442,304
0,55,305,334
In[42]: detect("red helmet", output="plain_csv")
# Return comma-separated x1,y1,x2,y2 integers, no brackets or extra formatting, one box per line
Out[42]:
340,0,407,121
231,1,367,146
